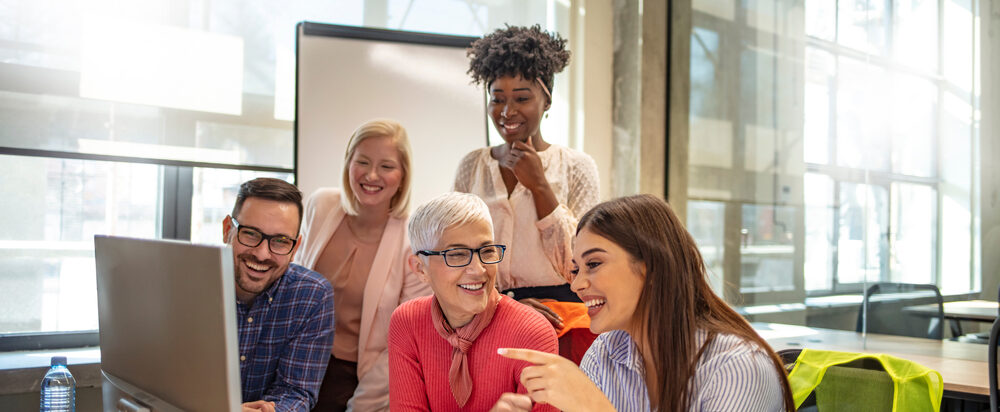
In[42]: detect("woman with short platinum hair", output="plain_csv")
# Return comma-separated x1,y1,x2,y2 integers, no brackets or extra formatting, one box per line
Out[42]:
389,192,558,411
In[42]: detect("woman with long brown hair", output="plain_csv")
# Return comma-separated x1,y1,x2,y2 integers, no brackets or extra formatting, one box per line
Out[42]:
495,194,794,412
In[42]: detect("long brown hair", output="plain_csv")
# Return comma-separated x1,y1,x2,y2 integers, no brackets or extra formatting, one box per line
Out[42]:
577,194,794,411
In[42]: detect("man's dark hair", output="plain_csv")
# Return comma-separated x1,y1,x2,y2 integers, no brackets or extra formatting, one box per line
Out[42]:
231,178,303,229
466,24,570,100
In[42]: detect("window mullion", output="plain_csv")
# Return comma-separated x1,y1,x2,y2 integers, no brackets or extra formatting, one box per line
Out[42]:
160,166,193,241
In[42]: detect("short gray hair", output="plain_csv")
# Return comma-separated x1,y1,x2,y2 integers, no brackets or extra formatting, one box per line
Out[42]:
408,192,493,254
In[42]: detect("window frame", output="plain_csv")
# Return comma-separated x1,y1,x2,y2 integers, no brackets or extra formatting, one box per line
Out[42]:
0,147,296,351
685,0,979,302
802,0,977,296
0,0,298,349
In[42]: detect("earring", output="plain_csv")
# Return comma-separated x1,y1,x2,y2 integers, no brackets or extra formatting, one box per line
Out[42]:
544,112,549,119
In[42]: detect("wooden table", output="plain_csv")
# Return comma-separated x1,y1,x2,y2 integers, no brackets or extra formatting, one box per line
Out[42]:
902,300,999,335
753,322,991,400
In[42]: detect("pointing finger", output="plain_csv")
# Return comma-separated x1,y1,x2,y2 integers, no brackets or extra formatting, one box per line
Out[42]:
498,393,533,410
497,347,561,364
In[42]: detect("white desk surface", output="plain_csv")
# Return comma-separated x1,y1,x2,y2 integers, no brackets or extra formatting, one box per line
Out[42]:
903,300,999,322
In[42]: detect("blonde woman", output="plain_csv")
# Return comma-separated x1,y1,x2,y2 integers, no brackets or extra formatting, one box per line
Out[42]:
296,119,431,411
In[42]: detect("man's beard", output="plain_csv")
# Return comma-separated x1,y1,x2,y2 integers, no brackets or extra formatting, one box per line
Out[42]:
234,253,287,297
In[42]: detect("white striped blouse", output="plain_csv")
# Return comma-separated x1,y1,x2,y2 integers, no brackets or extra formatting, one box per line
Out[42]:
579,329,785,412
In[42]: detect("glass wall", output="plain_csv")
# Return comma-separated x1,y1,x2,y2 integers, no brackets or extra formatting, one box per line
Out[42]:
687,0,980,327
0,0,569,342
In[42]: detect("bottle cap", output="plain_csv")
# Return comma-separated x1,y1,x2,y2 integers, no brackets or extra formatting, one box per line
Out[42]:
50,356,67,367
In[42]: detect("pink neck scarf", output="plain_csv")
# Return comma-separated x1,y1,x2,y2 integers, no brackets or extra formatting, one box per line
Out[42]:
430,288,501,407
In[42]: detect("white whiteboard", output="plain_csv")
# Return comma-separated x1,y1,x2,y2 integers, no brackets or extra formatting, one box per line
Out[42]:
295,22,487,210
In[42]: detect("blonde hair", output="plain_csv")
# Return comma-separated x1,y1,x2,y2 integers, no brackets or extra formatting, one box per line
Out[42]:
340,119,412,218
408,192,493,254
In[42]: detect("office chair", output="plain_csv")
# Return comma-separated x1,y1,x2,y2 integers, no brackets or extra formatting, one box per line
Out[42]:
782,348,943,411
990,318,1000,412
779,349,892,411
856,283,945,340
778,349,818,411
778,348,801,371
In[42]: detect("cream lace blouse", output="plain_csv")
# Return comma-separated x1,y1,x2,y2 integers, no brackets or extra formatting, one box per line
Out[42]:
453,144,600,291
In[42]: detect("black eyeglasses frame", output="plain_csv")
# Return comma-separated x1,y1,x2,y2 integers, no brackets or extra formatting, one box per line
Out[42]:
229,217,298,255
416,244,507,268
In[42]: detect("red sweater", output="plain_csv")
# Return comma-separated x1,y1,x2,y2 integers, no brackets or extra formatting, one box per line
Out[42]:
388,295,559,411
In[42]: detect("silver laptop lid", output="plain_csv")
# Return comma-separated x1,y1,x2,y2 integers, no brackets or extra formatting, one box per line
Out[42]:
95,235,240,412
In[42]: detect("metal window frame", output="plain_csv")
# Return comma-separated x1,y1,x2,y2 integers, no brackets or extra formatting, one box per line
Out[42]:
0,331,99,352
685,1,978,300
0,148,294,351
804,0,969,296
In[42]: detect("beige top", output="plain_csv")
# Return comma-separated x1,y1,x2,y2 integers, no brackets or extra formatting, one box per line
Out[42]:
453,144,600,291
314,219,380,362
296,188,432,411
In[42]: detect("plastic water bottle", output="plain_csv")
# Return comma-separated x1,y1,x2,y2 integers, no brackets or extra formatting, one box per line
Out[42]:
40,356,75,412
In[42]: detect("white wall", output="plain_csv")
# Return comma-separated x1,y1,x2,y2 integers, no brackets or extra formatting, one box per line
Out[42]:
573,0,615,202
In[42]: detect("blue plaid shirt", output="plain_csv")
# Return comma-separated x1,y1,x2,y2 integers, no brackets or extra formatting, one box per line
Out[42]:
237,263,334,412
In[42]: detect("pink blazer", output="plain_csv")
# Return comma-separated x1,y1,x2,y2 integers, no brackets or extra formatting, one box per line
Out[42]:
295,188,431,411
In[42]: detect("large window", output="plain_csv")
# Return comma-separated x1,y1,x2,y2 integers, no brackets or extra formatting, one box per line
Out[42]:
687,0,980,305
0,0,572,348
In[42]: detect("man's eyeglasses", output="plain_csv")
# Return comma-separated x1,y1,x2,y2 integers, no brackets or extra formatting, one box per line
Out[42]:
229,217,298,255
417,244,506,268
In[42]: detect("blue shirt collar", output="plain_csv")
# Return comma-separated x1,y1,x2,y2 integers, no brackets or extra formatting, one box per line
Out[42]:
605,330,643,371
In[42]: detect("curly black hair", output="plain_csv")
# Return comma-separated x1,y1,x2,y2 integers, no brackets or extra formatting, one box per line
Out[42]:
467,25,570,99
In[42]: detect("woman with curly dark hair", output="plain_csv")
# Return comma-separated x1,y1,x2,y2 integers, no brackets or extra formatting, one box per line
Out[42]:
455,25,601,359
